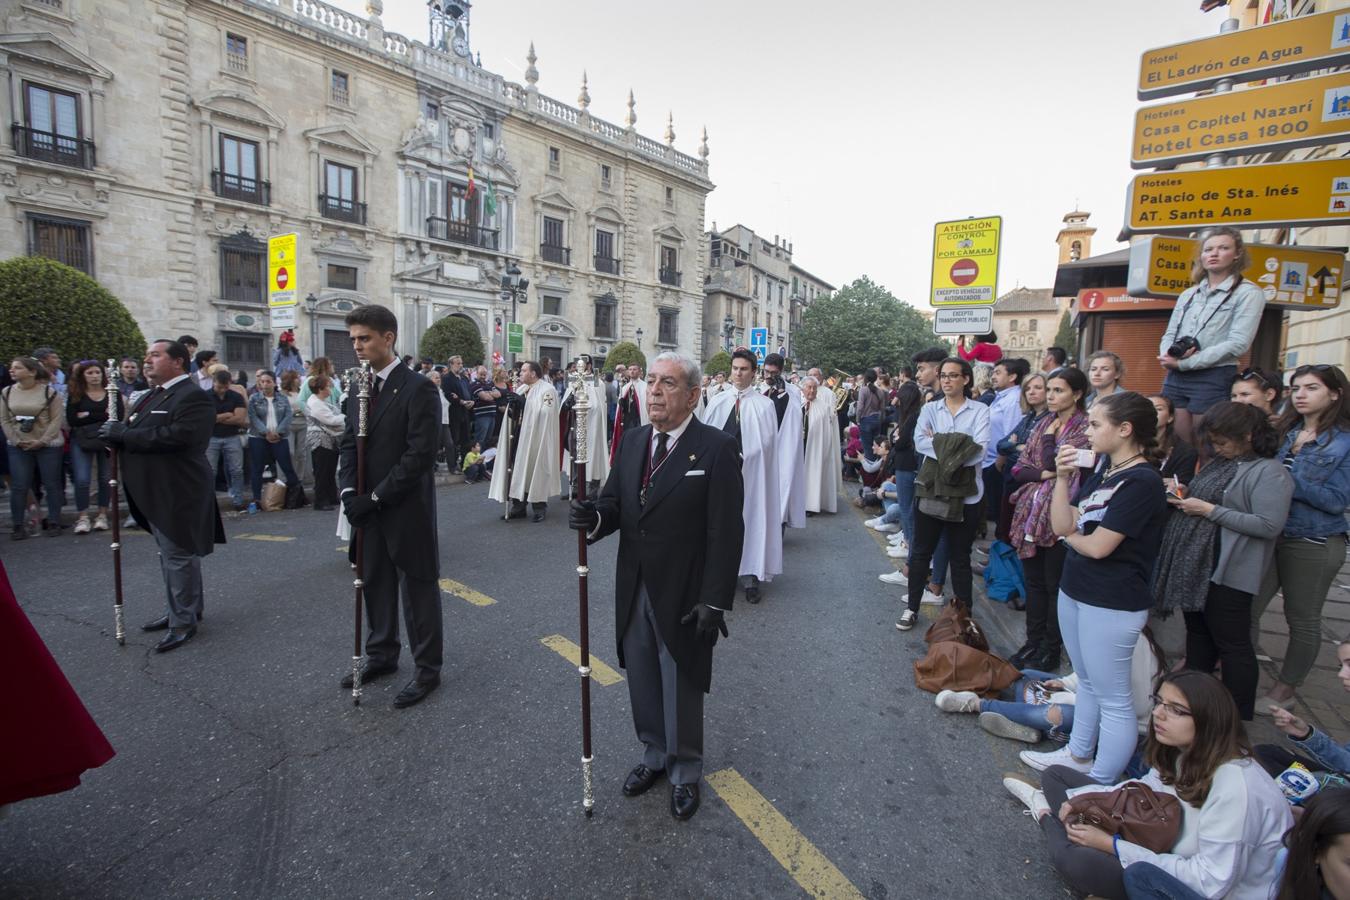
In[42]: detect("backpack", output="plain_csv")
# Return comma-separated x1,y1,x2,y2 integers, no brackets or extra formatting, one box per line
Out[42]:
983,540,1026,603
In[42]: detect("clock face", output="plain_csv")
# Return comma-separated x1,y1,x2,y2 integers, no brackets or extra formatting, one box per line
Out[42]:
452,35,470,57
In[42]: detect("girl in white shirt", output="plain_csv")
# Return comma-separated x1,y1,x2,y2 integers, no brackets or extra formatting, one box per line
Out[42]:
1004,670,1292,900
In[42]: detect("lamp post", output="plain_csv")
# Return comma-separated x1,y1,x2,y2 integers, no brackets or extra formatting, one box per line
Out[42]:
635,327,643,352
722,313,734,352
305,293,319,363
499,261,529,367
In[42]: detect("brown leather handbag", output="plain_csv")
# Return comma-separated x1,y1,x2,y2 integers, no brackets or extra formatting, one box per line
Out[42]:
923,601,990,653
1066,782,1183,853
913,641,1020,698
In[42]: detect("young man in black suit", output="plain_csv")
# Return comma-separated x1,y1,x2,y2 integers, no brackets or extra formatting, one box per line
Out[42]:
100,340,224,653
570,351,744,820
338,305,444,709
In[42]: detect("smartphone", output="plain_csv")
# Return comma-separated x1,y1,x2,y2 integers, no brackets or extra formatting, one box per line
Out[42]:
1165,476,1187,500
1073,449,1096,469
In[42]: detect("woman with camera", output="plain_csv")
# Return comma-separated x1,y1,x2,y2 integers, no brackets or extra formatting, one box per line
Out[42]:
1151,402,1292,721
1,357,65,539
66,360,126,535
1251,364,1350,714
1158,226,1267,447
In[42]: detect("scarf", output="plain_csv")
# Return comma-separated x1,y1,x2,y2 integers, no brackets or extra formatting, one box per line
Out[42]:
1008,411,1089,559
1152,456,1241,616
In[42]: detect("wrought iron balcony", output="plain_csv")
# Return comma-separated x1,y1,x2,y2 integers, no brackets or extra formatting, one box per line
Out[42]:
593,255,620,275
319,193,366,225
212,170,270,206
426,217,500,250
12,124,96,169
540,243,571,265
659,267,682,287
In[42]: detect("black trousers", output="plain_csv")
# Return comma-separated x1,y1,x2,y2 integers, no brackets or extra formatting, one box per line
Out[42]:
1183,582,1257,720
311,446,339,508
1024,542,1068,654
1040,766,1126,900
362,525,443,681
907,500,980,613
1253,743,1323,778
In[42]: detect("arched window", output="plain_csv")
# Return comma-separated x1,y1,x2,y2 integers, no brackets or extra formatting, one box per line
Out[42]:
1070,240,1082,261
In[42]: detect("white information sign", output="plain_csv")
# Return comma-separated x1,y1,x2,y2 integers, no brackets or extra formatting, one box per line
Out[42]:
932,307,993,336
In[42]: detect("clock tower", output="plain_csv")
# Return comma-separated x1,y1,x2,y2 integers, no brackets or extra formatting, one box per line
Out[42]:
428,1,474,61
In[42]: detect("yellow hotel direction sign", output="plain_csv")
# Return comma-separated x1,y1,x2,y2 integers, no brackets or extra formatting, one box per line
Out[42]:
267,232,298,308
1139,8,1350,100
1125,157,1350,234
1126,235,1343,310
930,216,1001,307
1133,70,1350,168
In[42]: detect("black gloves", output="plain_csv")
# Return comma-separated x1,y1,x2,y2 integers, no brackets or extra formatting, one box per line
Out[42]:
569,499,598,531
680,605,729,646
343,493,379,527
507,393,526,413
98,420,127,445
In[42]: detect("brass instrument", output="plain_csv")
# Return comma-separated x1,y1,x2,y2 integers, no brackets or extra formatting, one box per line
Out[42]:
831,370,855,413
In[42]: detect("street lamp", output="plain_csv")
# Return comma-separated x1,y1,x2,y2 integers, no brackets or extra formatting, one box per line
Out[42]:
722,313,734,352
635,327,644,351
499,261,529,366
304,293,319,363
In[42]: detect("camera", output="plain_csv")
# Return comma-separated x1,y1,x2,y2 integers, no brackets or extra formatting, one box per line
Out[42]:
1166,335,1201,359
14,415,36,434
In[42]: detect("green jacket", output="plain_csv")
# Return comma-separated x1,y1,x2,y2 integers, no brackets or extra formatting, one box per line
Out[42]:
914,432,980,521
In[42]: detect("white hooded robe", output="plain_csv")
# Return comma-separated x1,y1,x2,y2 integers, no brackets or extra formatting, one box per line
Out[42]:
803,391,842,514
489,380,560,505
763,381,807,529
699,386,781,582
561,377,610,484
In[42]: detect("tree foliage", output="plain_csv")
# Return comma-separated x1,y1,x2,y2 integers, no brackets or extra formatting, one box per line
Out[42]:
704,350,731,376
604,341,646,370
1054,311,1077,362
794,276,943,375
419,314,484,367
0,257,145,366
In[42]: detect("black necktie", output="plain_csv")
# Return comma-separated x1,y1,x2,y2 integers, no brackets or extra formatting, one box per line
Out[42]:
134,385,163,414
370,375,382,409
652,431,669,471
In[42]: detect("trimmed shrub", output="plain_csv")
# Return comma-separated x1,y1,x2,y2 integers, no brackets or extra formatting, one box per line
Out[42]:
704,350,731,376
0,257,146,365
419,314,485,367
604,341,646,370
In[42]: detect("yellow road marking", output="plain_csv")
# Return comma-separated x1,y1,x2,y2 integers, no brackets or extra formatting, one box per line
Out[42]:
539,635,623,686
234,533,296,542
439,577,497,607
705,768,864,900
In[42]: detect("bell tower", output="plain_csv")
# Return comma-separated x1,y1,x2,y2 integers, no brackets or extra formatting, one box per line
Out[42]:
1056,209,1095,265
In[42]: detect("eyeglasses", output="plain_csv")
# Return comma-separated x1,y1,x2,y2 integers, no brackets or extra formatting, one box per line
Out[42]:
1150,694,1193,718
938,372,965,380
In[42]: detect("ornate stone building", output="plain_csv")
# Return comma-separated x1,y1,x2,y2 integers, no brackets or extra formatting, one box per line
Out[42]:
0,0,713,372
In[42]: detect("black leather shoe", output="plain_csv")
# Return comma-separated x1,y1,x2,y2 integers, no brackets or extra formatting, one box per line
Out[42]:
1007,642,1036,670
745,584,760,604
622,764,665,797
154,627,196,653
670,782,700,820
1026,647,1063,673
142,615,171,632
532,503,547,523
393,675,440,708
507,501,527,520
339,661,399,689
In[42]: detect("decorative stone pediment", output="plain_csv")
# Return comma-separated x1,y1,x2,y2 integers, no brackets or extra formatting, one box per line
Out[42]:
8,170,110,219
527,315,579,338
193,90,285,132
591,203,625,225
396,258,492,289
0,33,112,81
653,223,688,242
534,189,577,213
304,123,379,158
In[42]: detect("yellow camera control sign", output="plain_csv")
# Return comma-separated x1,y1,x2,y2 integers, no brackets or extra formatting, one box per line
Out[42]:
930,217,1002,307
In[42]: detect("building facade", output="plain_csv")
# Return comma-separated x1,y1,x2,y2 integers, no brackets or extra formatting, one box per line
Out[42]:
0,0,713,373
701,223,832,361
990,287,1062,365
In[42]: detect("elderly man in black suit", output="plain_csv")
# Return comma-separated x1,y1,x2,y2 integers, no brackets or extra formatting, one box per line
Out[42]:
570,351,744,820
338,304,444,709
100,340,225,653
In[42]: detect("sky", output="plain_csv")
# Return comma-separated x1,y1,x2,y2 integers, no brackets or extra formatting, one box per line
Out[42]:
333,0,1220,306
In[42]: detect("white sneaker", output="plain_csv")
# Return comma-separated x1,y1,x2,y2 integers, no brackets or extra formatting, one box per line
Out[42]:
1003,773,1050,821
867,520,900,533
93,513,109,531
895,610,917,631
980,711,1042,744
73,515,91,535
920,589,944,606
888,531,906,544
887,544,907,559
878,570,908,586
935,690,980,713
1020,746,1094,774
863,516,885,528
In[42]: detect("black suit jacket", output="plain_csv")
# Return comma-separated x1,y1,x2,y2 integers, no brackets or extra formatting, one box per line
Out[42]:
120,377,225,555
591,416,743,693
339,363,441,580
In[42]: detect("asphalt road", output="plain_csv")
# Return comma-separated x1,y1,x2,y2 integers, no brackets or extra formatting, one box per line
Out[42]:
1,479,1070,899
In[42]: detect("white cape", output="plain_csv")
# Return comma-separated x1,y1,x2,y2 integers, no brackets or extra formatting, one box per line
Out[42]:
803,392,842,514
616,379,649,424
489,381,560,504
698,387,781,582
561,378,610,484
763,381,807,528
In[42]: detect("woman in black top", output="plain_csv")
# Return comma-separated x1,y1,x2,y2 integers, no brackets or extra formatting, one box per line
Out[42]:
1150,395,1198,487
66,360,125,534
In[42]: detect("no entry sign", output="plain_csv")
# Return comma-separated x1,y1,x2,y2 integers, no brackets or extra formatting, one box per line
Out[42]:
949,259,979,286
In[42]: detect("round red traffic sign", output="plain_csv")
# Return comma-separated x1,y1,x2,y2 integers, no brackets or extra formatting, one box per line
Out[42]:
275,267,289,290
949,259,979,286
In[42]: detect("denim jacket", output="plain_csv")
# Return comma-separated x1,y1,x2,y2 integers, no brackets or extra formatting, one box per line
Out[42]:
1279,425,1350,539
1291,726,1350,775
247,391,292,439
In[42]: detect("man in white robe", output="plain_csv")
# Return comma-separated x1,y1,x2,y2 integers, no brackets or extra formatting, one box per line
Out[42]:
801,377,842,514
609,364,649,465
489,360,559,522
561,354,610,493
808,367,835,410
698,348,780,603
761,353,806,530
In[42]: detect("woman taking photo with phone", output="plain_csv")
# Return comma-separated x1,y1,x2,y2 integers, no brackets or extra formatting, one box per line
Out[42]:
1020,392,1169,784
1251,364,1350,714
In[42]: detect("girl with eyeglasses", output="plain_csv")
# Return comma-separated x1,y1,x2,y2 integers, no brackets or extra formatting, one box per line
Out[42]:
1004,671,1291,900
1251,364,1350,715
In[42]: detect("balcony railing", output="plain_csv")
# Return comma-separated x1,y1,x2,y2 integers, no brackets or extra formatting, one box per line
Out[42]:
12,124,96,169
593,255,620,275
212,170,270,206
659,267,682,287
540,243,571,265
319,193,366,225
426,217,500,250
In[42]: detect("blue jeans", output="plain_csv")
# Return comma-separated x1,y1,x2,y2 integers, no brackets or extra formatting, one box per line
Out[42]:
1060,589,1148,783
893,470,915,540
473,414,495,449
859,414,881,460
70,442,110,511
1122,862,1206,900
247,436,300,502
981,669,1075,740
8,445,63,525
207,435,245,506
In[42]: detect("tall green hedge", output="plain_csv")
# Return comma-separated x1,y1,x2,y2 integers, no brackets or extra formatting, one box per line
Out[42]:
704,350,731,376
0,257,145,365
604,341,646,370
419,314,485,367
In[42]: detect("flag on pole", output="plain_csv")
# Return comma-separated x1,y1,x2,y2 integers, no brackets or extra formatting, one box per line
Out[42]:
466,164,476,200
484,177,498,220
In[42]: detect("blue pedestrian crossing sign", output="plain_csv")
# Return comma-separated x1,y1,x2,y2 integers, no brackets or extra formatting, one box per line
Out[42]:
754,347,766,363
749,327,768,348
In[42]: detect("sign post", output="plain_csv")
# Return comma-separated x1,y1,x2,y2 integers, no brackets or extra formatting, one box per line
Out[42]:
267,233,298,328
930,217,1002,307
1126,235,1343,309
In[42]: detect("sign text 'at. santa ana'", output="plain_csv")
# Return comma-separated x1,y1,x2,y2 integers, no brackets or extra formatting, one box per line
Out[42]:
929,216,1002,307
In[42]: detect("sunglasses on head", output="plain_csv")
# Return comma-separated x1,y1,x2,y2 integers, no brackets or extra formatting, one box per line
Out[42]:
1236,368,1269,389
